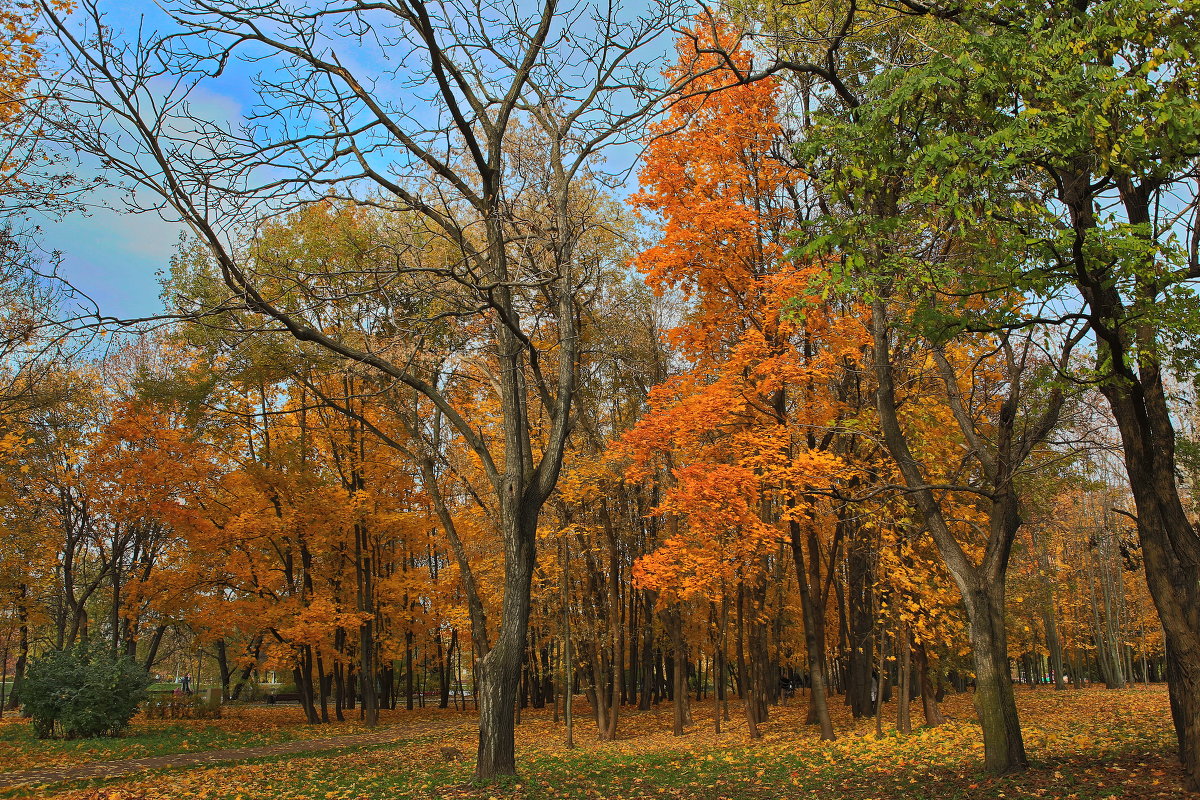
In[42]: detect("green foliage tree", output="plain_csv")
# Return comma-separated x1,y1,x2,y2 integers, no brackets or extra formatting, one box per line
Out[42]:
757,0,1200,785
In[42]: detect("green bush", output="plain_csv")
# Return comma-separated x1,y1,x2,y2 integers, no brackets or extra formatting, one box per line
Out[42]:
22,643,151,739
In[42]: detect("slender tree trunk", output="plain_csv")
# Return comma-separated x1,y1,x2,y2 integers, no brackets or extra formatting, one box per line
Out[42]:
666,605,688,737
142,624,168,674
638,591,655,711
789,519,835,740
913,642,945,726
561,535,574,748
355,519,379,727
846,523,875,717
405,633,414,711
317,653,331,723
897,625,912,734
735,584,758,739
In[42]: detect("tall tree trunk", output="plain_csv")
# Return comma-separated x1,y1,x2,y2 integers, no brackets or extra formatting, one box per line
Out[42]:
665,605,688,736
317,653,331,723
845,515,875,717
897,625,912,734
356,520,379,727
561,535,575,748
789,519,835,740
1054,170,1200,790
294,651,320,725
405,633,414,711
638,591,655,711
1031,529,1068,690
216,639,233,700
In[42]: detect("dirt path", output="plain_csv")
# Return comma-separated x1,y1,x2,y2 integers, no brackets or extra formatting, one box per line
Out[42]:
0,728,414,789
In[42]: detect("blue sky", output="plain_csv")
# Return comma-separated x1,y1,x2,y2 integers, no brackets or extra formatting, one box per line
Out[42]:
40,198,182,321
39,0,227,321
37,0,674,321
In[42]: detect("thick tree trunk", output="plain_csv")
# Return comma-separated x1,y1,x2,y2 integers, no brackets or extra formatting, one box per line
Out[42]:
1055,172,1200,790
966,584,1027,774
294,654,320,725
1117,456,1200,790
216,639,233,700
1093,361,1200,787
475,646,521,777
473,509,537,780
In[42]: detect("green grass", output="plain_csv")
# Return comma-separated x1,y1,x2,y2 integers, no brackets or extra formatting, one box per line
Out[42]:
0,719,306,774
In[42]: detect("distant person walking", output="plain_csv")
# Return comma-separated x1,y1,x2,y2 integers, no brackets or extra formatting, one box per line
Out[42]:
181,673,192,694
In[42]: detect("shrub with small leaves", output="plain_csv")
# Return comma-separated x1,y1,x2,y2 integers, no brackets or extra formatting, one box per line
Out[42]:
22,643,151,739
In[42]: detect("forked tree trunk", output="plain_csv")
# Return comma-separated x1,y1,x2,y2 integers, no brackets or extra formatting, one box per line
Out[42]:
871,299,1040,775
294,655,319,725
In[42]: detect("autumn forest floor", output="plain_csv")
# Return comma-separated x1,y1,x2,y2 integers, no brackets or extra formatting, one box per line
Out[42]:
0,685,1193,800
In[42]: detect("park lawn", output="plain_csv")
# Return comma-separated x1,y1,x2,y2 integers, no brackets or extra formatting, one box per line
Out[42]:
3,685,1192,800
0,704,410,774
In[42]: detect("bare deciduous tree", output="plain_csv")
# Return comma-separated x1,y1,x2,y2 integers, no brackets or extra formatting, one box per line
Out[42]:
34,0,749,778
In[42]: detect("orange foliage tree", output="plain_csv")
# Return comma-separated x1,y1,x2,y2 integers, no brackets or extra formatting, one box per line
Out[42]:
619,26,867,741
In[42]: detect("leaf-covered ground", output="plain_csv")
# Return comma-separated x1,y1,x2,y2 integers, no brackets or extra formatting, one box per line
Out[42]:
4,685,1195,800
0,706,393,773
